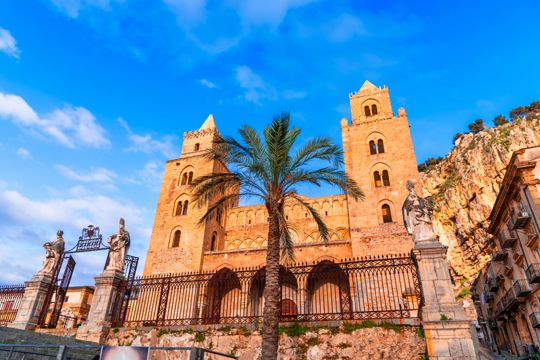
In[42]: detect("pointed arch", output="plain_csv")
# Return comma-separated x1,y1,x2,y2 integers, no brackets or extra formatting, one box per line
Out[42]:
182,200,189,215
369,140,377,155
364,105,371,117
188,171,194,184
171,230,181,248
371,104,378,115
382,204,393,223
210,231,218,251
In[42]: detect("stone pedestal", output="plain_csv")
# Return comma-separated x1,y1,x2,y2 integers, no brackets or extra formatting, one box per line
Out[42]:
413,239,478,359
10,274,53,331
76,269,125,344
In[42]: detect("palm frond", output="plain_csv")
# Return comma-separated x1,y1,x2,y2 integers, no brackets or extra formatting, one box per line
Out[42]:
289,193,330,243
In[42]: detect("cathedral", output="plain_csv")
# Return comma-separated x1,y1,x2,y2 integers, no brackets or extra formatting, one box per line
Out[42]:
143,80,420,276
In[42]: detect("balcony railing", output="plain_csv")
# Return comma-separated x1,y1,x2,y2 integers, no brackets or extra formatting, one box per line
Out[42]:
501,287,518,313
500,233,518,249
526,263,540,284
510,209,531,230
530,312,540,328
512,279,531,298
487,276,499,292
491,251,508,262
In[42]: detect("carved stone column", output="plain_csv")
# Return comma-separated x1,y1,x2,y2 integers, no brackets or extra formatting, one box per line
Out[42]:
76,269,125,344
413,238,479,359
9,274,53,331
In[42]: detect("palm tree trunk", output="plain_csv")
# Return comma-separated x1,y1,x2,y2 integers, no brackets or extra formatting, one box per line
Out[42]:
261,209,281,359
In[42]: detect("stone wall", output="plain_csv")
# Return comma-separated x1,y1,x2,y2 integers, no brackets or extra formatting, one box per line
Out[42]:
106,325,425,360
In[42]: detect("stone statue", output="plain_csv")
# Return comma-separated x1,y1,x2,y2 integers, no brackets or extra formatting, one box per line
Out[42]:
37,230,65,276
106,218,130,272
402,181,435,242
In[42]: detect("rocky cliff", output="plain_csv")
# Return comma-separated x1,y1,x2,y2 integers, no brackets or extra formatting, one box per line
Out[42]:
420,117,540,279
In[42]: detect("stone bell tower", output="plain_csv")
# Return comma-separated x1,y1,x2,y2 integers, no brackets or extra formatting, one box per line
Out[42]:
341,80,420,257
143,115,228,275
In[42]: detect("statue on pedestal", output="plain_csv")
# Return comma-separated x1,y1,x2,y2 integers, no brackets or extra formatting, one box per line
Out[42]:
37,230,65,276
402,181,436,242
105,218,130,272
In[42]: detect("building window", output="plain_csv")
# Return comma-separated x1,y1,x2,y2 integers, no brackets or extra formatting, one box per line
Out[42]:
188,171,194,184
172,230,181,248
194,143,200,151
374,171,382,187
382,170,390,186
182,200,189,216
216,208,222,224
382,204,393,223
377,139,385,153
371,104,378,115
364,106,371,117
369,140,377,155
181,173,188,186
175,201,183,216
210,232,217,251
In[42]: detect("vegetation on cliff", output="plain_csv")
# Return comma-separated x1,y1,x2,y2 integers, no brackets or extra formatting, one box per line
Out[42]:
419,101,540,281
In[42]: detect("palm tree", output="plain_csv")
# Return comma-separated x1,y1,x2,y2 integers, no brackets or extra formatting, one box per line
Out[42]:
191,112,363,359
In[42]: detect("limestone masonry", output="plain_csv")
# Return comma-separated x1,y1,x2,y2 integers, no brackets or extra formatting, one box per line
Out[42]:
143,81,420,275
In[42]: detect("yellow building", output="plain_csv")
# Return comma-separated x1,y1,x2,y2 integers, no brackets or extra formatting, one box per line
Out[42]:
143,81,420,276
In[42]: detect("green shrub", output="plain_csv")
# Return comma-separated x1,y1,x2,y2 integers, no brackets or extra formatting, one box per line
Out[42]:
440,314,451,321
218,325,231,334
278,322,310,337
456,287,471,300
194,331,205,342
306,337,319,346
415,327,425,339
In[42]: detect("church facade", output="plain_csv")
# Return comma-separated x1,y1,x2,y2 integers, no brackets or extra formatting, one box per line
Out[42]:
143,81,420,276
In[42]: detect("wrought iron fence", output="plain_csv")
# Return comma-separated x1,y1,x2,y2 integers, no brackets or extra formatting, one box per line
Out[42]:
0,284,25,326
115,254,420,328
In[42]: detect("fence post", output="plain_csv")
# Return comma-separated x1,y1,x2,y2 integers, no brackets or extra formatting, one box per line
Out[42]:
189,347,204,360
9,275,54,331
56,345,67,360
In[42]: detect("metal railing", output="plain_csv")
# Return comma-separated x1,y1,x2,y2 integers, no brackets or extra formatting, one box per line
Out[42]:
115,255,420,327
526,263,540,284
512,279,531,298
0,344,238,359
0,284,25,326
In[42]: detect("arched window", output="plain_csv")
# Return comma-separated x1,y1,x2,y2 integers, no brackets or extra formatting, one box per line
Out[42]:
182,200,189,215
377,139,385,153
374,171,382,187
188,171,194,184
369,140,377,155
364,106,371,117
194,143,200,151
210,232,217,251
175,201,183,216
216,208,222,224
382,204,393,223
371,104,378,115
382,170,390,186
172,230,181,248
181,173,188,186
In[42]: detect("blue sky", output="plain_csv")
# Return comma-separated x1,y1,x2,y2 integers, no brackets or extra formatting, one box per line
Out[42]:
0,0,539,284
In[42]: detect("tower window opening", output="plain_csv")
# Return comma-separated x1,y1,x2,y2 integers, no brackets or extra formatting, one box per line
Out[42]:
374,171,382,187
382,170,390,186
216,208,222,224
188,171,194,184
364,106,371,117
175,201,183,216
377,139,385,154
325,211,328,216
210,232,217,251
172,230,181,248
371,104,378,115
382,204,393,223
182,200,189,215
181,173,188,186
369,140,377,155
194,143,200,151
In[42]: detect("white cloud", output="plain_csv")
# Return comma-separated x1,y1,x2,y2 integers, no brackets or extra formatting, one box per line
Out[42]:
327,13,367,43
0,186,151,283
16,148,31,159
164,0,207,25
50,0,123,18
138,161,163,191
55,164,116,183
0,28,20,59
0,92,110,149
198,78,217,89
234,0,316,27
235,66,306,104
118,118,179,158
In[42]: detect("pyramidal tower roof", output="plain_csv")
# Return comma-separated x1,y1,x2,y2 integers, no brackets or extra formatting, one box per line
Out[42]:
200,114,216,130
360,80,378,91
